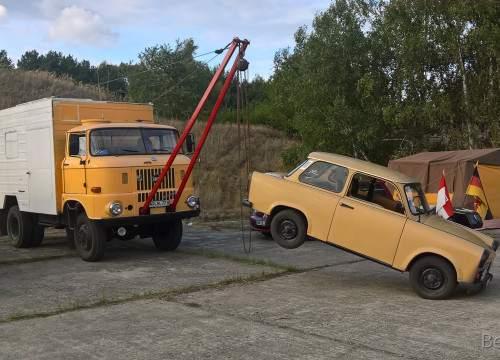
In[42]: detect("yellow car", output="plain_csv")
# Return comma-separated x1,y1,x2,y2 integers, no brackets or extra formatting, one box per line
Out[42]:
244,152,497,300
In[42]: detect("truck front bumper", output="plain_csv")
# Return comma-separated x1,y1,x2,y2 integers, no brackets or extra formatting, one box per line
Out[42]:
101,209,200,227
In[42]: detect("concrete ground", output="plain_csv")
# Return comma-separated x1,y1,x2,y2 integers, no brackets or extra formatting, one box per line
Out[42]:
0,224,499,359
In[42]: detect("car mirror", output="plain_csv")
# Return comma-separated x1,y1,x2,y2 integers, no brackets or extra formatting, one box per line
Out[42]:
186,133,195,154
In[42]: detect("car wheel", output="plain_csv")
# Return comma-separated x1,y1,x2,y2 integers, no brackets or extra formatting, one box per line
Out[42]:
75,213,106,262
7,205,33,248
152,219,183,251
409,256,457,300
271,210,307,249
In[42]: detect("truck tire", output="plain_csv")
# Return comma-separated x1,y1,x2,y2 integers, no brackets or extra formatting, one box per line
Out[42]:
30,225,45,247
409,256,457,300
271,210,307,249
7,205,33,248
65,227,76,249
75,213,106,261
152,219,183,251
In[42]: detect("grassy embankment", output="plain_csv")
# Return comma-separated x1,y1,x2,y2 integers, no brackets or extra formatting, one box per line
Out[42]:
0,67,297,220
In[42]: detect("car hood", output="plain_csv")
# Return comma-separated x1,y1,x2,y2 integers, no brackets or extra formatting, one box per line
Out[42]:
423,215,495,250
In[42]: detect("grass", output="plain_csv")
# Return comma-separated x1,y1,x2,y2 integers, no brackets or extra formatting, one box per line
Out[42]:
0,67,117,110
0,267,295,324
179,247,299,272
0,246,300,324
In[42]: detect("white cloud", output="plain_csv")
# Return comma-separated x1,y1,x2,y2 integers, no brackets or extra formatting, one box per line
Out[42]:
46,5,118,46
0,5,8,24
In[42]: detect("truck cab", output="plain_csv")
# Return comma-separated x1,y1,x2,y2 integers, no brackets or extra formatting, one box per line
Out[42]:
0,98,199,261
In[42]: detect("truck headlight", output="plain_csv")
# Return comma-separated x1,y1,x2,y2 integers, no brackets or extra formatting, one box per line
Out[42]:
186,195,198,209
109,202,122,216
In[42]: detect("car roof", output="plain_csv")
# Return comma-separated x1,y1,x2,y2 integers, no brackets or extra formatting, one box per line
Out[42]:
308,152,417,184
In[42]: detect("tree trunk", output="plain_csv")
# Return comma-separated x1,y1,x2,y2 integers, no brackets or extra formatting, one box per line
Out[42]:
458,46,473,149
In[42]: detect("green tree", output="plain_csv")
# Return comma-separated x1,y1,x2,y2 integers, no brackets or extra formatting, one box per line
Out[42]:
271,0,392,165
371,0,500,154
0,50,13,68
17,50,41,70
127,39,213,119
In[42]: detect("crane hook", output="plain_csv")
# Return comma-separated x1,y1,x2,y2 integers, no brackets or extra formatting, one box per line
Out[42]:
237,58,249,71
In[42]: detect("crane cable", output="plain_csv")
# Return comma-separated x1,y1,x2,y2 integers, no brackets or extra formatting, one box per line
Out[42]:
237,65,252,253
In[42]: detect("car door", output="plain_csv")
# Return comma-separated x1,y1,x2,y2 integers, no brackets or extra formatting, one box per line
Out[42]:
327,174,407,265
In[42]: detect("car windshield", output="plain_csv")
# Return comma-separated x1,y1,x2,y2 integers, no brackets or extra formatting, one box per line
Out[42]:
90,128,180,156
404,183,431,215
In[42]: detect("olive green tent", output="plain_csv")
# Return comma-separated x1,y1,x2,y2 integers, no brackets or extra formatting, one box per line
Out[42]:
388,149,500,218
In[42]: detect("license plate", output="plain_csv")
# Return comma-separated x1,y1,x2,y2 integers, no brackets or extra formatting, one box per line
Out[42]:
150,200,169,208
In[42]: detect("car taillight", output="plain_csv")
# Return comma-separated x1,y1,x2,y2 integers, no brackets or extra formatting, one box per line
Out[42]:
479,249,490,269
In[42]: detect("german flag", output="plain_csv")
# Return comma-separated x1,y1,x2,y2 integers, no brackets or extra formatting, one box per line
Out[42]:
465,166,489,220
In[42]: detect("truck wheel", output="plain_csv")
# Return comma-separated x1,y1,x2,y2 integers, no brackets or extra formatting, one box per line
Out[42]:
7,205,33,248
65,227,76,249
30,225,45,247
152,219,183,251
75,213,106,261
271,210,307,249
409,256,457,300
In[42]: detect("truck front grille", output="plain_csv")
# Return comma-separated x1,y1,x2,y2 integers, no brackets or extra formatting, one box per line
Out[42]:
136,167,176,203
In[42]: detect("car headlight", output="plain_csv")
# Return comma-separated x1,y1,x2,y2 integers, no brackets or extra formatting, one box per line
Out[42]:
109,202,122,216
186,195,198,209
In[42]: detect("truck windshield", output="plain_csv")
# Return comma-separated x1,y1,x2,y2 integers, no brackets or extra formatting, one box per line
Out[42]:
404,183,431,215
90,128,180,156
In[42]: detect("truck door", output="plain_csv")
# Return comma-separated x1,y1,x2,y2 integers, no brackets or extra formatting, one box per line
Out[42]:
63,133,87,194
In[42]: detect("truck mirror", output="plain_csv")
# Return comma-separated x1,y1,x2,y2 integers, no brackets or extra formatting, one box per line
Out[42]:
186,133,195,154
69,134,80,156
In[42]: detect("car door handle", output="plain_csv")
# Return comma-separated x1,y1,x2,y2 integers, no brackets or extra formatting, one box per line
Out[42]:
340,202,354,209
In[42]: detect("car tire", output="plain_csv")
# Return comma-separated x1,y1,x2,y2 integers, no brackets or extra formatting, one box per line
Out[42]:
152,219,183,251
271,210,307,249
75,213,106,262
7,205,33,248
409,256,457,300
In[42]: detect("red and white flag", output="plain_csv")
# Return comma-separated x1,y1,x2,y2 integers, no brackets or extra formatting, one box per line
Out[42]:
436,171,454,219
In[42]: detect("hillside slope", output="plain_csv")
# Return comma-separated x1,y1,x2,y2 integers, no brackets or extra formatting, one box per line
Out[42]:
0,67,115,109
0,68,296,220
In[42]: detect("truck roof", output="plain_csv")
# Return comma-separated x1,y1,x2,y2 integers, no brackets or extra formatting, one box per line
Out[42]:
12,97,154,107
308,152,417,184
67,122,177,132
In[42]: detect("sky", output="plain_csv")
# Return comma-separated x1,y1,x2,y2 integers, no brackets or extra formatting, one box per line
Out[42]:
0,0,333,79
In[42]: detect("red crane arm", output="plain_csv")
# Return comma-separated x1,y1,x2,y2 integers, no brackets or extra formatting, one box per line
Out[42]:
141,37,250,214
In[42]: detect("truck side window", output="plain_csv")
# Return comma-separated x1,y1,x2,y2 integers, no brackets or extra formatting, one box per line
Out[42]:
299,161,348,193
69,133,86,157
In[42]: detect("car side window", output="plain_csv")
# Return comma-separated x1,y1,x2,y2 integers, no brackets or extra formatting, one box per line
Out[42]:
347,173,405,214
299,161,348,193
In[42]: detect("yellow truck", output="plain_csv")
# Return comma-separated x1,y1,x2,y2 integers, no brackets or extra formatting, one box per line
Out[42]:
244,152,497,299
0,98,199,261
